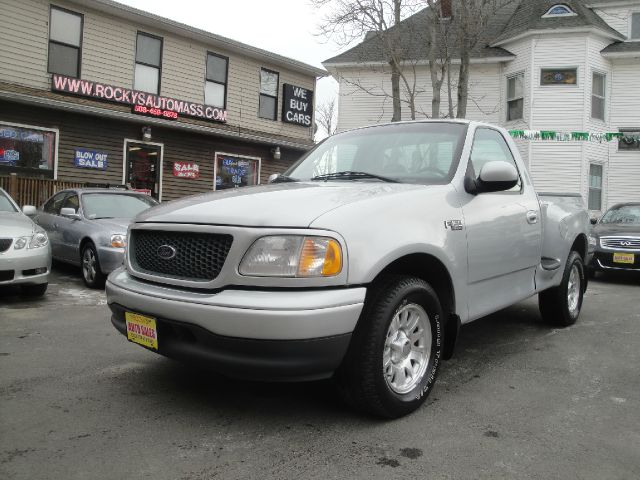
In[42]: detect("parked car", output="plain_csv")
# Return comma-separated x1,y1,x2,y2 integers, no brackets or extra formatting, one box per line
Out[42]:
588,202,640,275
0,188,51,296
106,120,590,418
34,189,158,288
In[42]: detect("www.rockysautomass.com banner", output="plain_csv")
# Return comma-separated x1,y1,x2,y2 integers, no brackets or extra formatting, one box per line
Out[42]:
51,74,227,123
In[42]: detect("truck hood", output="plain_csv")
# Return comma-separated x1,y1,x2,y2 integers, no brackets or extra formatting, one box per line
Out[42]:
0,212,36,237
136,182,425,227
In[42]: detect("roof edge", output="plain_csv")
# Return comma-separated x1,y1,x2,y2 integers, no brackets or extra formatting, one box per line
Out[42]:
491,26,626,47
323,56,516,69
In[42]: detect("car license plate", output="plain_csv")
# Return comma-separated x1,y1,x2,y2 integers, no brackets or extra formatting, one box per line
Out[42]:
125,312,158,350
613,252,634,264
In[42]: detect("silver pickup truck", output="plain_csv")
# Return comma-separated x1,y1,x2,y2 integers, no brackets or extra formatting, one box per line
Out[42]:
106,120,590,418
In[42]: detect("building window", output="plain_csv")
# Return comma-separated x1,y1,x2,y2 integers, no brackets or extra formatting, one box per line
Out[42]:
205,53,228,108
588,164,603,211
259,68,279,120
541,68,577,85
134,32,162,94
632,12,640,39
618,128,640,151
506,73,524,121
0,123,57,178
48,6,83,78
542,4,576,17
591,72,606,121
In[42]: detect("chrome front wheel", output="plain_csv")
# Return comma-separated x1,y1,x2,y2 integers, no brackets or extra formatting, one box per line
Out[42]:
383,304,432,394
81,243,106,288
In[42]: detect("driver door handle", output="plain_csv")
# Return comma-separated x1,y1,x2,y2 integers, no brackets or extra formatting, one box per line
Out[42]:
526,210,538,224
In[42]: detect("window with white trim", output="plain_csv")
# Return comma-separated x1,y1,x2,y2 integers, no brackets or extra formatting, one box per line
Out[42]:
205,53,228,108
134,32,162,94
0,123,57,178
591,72,606,121
543,4,576,17
507,73,524,121
631,12,640,39
259,68,279,120
48,6,83,78
588,163,603,211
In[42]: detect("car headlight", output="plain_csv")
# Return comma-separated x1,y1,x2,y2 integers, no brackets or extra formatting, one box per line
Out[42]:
14,236,28,250
239,235,343,277
29,231,49,249
588,234,597,248
111,234,126,248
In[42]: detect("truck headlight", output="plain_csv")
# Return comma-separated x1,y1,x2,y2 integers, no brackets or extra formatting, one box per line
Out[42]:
29,231,49,249
239,235,342,277
111,234,126,248
588,235,597,248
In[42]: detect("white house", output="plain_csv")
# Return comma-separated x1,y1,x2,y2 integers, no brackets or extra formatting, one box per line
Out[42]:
323,0,640,213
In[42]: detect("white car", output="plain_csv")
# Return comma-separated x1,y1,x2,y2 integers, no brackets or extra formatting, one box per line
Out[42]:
0,188,51,296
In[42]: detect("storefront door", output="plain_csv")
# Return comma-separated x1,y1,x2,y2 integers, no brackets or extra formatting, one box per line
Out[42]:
124,140,163,200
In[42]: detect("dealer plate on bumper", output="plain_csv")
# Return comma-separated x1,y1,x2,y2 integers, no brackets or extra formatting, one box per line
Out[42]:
613,252,634,264
125,312,158,350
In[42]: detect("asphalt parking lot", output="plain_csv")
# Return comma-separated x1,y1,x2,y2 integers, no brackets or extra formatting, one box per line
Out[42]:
1,265,639,480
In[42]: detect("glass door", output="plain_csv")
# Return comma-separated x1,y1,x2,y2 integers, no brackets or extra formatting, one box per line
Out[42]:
125,141,161,199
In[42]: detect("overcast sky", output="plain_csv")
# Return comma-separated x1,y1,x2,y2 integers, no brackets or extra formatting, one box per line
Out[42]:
119,0,342,117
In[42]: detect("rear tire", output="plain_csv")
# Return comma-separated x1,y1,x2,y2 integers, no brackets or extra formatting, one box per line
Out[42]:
21,283,48,297
539,251,585,327
336,275,443,418
81,243,106,289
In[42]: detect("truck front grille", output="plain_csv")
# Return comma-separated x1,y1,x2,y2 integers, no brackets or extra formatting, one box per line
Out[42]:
600,236,640,250
130,230,233,281
0,238,12,253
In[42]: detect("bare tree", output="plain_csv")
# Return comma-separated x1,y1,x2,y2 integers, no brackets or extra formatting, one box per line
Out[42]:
314,0,423,121
316,98,338,136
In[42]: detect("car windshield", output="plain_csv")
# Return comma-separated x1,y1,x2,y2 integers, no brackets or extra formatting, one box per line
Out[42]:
0,191,18,213
82,193,158,219
284,122,468,185
600,205,640,225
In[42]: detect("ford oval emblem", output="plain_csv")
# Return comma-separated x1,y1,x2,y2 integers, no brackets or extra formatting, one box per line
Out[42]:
157,244,176,260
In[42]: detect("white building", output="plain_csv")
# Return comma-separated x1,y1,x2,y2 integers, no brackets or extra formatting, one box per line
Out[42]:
323,0,640,213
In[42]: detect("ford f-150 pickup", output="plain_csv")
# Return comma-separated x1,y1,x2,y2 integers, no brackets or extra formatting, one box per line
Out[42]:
106,120,590,418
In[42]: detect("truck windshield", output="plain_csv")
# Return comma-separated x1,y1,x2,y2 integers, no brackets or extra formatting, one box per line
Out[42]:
285,122,468,185
82,193,158,219
600,204,640,225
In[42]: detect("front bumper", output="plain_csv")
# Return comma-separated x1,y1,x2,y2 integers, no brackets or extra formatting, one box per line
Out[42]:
0,245,51,286
97,246,125,274
590,250,640,272
106,267,366,380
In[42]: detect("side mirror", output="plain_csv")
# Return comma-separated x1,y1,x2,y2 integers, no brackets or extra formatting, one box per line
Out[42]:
268,173,280,183
590,217,598,225
22,205,37,216
60,207,81,220
466,161,519,194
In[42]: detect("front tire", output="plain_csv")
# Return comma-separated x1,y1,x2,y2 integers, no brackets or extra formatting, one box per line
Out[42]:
539,251,585,327
336,275,443,418
81,243,106,288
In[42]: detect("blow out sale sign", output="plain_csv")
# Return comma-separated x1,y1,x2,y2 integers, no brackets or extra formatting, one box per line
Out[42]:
173,162,200,179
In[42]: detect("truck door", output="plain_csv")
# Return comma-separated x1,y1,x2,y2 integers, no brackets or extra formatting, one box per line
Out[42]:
461,127,542,320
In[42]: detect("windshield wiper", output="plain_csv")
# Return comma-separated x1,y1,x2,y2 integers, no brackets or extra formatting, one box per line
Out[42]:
311,171,398,183
270,174,299,183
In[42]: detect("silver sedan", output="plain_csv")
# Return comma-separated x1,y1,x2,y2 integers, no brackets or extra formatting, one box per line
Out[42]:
33,189,158,288
0,188,51,296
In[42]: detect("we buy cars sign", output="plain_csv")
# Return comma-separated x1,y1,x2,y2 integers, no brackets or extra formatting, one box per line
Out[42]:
173,162,200,179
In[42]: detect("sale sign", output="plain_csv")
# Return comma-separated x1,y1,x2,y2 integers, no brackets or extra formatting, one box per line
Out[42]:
173,162,200,179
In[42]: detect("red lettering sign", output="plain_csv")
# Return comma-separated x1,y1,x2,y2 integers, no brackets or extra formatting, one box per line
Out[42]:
173,162,200,179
